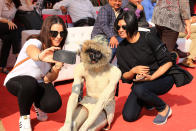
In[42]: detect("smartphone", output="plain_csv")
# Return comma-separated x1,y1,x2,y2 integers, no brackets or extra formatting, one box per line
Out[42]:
53,50,76,64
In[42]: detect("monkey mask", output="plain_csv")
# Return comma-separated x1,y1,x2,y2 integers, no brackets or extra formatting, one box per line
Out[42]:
80,35,112,70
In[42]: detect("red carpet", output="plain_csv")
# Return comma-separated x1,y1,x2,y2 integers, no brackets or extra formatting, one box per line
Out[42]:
0,67,196,131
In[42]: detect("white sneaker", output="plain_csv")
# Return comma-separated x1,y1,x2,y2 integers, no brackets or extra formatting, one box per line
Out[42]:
34,105,48,121
19,115,32,131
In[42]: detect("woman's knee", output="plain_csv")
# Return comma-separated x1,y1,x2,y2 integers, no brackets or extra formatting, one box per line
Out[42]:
122,103,140,122
122,109,139,122
40,98,62,113
132,85,147,98
39,87,62,113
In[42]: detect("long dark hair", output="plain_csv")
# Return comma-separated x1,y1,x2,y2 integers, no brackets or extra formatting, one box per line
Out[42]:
114,9,138,38
28,15,68,50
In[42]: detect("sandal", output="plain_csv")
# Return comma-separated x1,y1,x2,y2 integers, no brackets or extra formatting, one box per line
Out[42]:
181,58,196,68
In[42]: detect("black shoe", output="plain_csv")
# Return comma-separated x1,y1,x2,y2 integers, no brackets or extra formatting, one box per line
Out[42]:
174,48,190,58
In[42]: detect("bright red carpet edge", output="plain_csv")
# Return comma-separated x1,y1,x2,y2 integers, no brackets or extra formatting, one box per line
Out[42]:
0,67,196,131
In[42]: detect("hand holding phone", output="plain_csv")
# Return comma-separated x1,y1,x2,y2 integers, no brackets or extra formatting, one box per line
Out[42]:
53,50,76,64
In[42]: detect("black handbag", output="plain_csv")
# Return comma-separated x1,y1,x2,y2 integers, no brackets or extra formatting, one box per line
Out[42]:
167,65,193,87
145,32,193,87
15,8,43,30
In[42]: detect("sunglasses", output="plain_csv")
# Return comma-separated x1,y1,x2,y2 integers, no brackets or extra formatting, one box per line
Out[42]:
50,31,66,38
116,25,127,30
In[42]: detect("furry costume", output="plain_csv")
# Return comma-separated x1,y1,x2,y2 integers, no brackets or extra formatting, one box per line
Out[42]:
59,35,122,131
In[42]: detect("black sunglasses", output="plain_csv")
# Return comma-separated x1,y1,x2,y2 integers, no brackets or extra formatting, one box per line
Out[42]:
116,25,127,30
50,31,66,38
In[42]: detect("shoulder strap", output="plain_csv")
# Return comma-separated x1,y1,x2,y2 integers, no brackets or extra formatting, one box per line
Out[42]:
10,57,30,72
145,31,162,54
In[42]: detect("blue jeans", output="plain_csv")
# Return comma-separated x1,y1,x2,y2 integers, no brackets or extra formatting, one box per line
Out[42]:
122,75,174,122
108,36,123,62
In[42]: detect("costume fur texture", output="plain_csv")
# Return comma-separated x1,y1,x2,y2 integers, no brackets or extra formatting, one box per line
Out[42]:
80,37,112,70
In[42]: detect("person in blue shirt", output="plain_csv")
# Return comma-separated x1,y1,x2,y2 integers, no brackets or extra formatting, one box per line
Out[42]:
141,0,155,22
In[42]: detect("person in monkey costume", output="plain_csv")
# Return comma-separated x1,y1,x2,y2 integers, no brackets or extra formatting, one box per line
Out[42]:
59,35,122,131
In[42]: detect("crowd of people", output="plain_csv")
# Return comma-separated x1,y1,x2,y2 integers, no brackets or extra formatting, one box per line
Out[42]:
1,0,196,131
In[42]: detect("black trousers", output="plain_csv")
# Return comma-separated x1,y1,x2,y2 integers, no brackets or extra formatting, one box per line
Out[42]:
155,25,179,52
122,75,174,122
6,75,62,116
0,23,21,68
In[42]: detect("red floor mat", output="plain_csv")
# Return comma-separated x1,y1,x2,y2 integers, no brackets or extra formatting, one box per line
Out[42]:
0,67,196,131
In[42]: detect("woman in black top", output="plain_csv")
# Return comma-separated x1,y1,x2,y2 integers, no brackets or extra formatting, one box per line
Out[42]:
115,10,174,125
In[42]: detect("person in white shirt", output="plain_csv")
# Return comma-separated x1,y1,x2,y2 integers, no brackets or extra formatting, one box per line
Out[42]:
53,0,97,27
4,15,67,131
